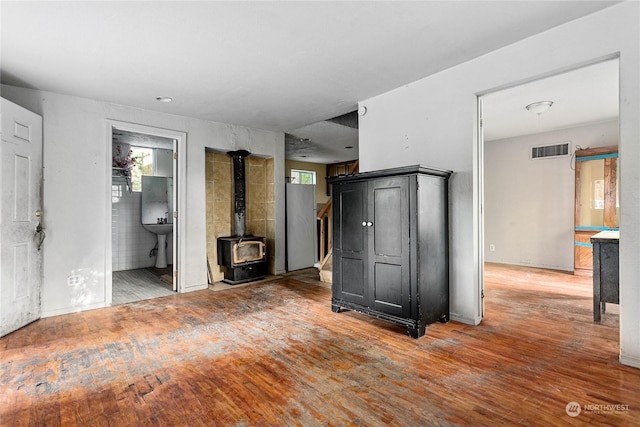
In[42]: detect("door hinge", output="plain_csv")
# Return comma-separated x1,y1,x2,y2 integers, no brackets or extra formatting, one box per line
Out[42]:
173,211,178,219
173,270,178,277
173,152,178,160
481,290,485,299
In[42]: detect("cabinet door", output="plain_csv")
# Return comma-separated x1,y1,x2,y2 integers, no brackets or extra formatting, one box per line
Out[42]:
574,149,618,274
333,181,368,306
369,177,410,318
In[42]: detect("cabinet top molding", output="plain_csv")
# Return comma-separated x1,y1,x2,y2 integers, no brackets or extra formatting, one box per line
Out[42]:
327,165,452,183
575,145,618,158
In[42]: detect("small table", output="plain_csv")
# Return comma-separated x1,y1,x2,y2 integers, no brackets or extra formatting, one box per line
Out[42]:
591,231,619,322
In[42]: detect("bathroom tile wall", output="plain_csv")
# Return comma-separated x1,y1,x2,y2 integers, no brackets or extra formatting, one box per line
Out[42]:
205,152,275,282
112,178,173,271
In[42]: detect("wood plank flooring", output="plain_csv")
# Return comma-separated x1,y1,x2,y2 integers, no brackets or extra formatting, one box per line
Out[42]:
1,264,639,426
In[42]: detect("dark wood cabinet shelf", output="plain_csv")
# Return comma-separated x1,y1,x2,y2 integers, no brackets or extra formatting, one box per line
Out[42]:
329,165,451,338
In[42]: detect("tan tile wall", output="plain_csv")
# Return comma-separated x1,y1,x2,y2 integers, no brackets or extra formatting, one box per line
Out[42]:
246,156,266,238
205,152,275,282
205,152,232,282
265,158,275,273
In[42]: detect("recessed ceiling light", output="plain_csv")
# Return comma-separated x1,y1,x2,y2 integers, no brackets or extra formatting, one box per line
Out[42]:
156,96,173,103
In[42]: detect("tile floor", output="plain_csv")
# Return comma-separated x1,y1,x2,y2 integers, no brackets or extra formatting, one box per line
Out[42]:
112,268,175,305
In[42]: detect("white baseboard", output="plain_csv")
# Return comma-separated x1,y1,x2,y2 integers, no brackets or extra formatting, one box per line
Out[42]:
620,352,640,369
450,313,482,326
41,301,107,318
181,284,208,293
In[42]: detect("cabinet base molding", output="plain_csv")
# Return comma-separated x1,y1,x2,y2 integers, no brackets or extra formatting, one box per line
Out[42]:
332,298,448,339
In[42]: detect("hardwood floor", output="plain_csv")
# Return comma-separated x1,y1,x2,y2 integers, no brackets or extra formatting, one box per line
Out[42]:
1,264,638,426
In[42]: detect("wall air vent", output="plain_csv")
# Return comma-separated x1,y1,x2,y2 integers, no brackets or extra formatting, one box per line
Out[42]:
530,142,570,160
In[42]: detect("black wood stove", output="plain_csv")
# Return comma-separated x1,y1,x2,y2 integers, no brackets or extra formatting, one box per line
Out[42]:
216,150,267,284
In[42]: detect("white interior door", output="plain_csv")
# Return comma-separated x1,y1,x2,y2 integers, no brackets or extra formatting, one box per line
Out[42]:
286,183,317,271
0,98,43,337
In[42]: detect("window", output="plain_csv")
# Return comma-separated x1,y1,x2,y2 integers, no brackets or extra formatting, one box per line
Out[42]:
290,169,316,185
130,147,153,192
113,143,172,192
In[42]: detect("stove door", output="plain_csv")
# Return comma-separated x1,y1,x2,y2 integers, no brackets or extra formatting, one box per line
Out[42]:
233,241,265,264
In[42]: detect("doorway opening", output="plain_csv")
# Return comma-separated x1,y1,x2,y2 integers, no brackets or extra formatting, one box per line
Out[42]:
106,121,186,305
478,58,619,323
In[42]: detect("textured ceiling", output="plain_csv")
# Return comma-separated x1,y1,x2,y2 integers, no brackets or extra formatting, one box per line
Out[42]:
1,1,619,162
286,120,359,164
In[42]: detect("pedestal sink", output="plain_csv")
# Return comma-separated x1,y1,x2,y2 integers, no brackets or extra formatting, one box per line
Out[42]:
143,223,173,268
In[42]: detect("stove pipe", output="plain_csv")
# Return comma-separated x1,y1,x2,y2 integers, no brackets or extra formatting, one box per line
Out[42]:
227,149,251,237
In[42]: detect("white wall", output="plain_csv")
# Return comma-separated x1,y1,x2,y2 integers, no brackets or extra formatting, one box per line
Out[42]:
359,3,640,367
155,148,173,177
0,85,286,317
484,120,618,271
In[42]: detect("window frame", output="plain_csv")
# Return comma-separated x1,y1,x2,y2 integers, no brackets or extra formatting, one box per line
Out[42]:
290,169,316,185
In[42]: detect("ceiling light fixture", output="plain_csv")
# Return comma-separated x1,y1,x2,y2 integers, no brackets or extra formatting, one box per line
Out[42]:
156,96,173,103
525,101,553,115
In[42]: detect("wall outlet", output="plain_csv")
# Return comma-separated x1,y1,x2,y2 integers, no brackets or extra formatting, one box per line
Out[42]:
67,274,82,286
489,244,495,252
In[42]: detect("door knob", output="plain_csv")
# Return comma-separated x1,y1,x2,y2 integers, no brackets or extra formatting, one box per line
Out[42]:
362,221,367,227
35,210,43,218
367,222,373,227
